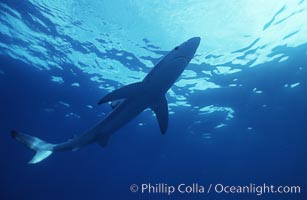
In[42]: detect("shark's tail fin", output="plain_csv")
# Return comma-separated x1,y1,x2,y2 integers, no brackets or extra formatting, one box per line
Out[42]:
10,130,54,164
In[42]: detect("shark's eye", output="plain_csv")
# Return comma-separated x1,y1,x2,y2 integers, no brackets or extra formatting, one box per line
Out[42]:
174,46,179,50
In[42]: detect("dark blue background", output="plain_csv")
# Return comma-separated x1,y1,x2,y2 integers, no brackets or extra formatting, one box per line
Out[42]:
1,43,307,200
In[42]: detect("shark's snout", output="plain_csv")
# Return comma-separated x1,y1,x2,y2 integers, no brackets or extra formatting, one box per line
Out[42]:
188,37,201,49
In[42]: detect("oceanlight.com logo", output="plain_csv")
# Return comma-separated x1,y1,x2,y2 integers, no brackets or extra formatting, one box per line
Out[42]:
129,183,301,196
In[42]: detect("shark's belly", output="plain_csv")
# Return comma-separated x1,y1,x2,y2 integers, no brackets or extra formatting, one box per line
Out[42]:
94,99,146,137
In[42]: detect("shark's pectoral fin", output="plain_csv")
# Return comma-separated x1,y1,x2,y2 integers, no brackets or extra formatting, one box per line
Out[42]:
151,96,169,134
98,82,144,105
96,134,110,148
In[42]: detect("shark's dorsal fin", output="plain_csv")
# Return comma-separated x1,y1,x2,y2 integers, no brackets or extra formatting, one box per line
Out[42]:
150,96,169,134
98,82,144,105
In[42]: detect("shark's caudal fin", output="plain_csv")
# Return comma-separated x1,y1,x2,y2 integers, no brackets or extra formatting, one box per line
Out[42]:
10,130,54,164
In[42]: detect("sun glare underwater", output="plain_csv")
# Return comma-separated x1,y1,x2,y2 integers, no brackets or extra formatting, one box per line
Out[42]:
0,0,307,200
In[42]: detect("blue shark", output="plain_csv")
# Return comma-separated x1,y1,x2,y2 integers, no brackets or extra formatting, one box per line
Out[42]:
11,37,201,164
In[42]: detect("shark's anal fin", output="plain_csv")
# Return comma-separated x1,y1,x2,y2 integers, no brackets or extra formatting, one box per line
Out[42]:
96,134,110,148
98,82,144,105
150,96,169,134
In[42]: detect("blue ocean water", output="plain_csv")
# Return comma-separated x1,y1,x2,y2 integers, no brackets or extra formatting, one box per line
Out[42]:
0,0,307,199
